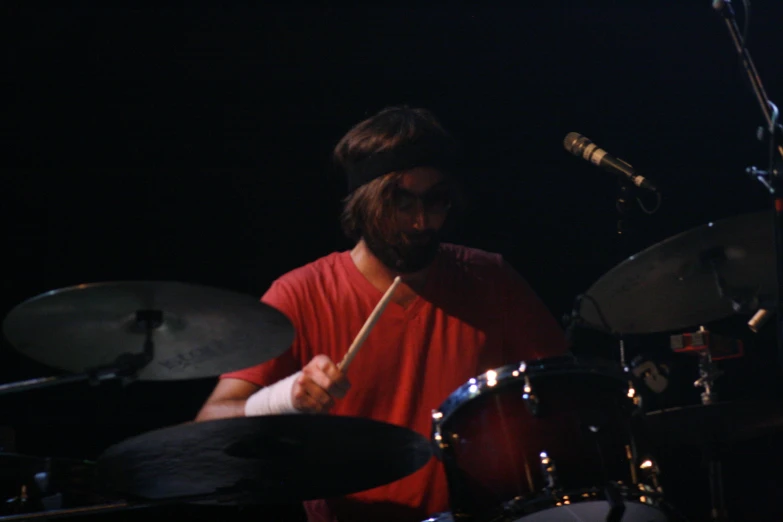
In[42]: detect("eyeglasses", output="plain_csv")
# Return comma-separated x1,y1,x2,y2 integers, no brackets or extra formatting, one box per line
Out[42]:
392,187,452,215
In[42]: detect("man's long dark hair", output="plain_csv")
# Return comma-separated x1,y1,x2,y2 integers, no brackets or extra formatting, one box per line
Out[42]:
335,105,461,243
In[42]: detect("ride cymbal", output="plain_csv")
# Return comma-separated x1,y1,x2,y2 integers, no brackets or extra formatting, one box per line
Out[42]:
2,281,294,380
579,210,776,334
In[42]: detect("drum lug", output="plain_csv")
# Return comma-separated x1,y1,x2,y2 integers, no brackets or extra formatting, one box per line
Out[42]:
626,380,642,408
431,410,446,457
639,457,662,492
539,451,560,491
522,375,539,415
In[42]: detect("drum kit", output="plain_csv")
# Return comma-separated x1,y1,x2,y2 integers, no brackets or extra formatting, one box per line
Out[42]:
2,3,782,522
1,209,783,522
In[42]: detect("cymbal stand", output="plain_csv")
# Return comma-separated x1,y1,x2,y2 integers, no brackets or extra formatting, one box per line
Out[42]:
694,345,730,521
0,488,240,521
694,348,723,406
0,310,160,396
712,0,783,373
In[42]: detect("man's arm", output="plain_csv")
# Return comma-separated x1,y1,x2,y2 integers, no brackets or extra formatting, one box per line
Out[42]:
195,378,260,421
195,355,351,421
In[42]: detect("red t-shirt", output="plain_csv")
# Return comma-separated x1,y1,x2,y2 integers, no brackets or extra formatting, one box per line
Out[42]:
221,243,568,522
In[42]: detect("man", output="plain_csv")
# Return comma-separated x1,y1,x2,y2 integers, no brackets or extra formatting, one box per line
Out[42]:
195,106,568,522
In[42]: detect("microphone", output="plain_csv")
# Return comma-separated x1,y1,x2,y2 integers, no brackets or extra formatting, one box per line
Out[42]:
563,132,658,192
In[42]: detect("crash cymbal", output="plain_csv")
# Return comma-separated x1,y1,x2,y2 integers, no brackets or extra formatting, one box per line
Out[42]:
2,281,294,380
96,415,433,503
579,209,776,334
643,401,783,447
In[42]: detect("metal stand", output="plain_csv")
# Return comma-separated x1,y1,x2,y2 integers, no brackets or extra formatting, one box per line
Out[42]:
713,1,783,374
0,489,240,521
0,310,160,396
616,179,635,237
706,452,729,522
694,349,722,406
694,346,729,521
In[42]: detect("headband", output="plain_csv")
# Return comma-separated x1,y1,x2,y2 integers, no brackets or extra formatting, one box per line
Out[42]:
344,136,457,192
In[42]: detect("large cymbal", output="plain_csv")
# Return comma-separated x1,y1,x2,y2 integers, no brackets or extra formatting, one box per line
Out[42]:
96,415,433,503
2,281,294,380
579,210,776,334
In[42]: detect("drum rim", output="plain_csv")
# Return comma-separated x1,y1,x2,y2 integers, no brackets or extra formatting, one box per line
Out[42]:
421,482,666,522
431,355,632,430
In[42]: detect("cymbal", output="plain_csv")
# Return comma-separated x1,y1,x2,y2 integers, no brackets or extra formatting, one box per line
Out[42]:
579,210,776,334
96,415,433,503
2,281,294,380
643,401,783,447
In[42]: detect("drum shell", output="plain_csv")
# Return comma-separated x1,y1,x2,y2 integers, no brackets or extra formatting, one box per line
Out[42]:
433,357,645,518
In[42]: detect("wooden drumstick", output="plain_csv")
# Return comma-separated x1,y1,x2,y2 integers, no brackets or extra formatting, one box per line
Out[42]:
338,276,402,372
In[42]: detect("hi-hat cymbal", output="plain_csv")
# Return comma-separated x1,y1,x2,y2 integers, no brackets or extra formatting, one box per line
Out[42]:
2,281,294,380
96,415,433,503
579,210,776,334
642,401,783,447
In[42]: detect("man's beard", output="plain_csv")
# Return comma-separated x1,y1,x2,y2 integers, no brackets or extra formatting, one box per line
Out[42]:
363,229,441,274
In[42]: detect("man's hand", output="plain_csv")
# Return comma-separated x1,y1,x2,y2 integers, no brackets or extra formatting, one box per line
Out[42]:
292,354,351,413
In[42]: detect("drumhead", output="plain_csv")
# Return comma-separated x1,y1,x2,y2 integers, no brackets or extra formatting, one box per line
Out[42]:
432,355,631,427
423,501,668,522
522,500,669,521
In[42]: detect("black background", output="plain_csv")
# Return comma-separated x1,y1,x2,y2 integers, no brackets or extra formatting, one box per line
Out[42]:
2,3,783,521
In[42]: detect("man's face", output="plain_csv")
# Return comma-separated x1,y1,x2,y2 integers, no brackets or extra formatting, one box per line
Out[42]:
363,167,452,274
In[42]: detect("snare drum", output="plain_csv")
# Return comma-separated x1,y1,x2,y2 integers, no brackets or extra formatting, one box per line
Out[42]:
430,356,668,521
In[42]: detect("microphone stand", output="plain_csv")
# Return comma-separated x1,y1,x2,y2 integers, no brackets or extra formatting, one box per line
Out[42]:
712,0,783,371
616,178,635,240
709,3,782,521
615,178,635,368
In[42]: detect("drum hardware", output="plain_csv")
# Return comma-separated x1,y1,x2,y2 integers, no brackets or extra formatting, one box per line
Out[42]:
603,482,625,522
624,445,638,485
618,338,626,370
670,326,743,406
747,306,773,332
693,350,721,406
630,357,670,396
664,329,748,520
537,452,558,492
638,457,661,492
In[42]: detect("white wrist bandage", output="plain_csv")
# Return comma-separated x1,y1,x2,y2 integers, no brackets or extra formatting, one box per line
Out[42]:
244,371,303,416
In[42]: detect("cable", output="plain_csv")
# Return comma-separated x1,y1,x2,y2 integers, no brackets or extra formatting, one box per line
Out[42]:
637,191,662,215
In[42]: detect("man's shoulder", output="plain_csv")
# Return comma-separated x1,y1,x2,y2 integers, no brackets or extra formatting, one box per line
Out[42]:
269,251,348,292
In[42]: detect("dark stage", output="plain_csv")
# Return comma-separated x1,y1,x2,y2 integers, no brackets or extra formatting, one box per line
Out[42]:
2,3,783,521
